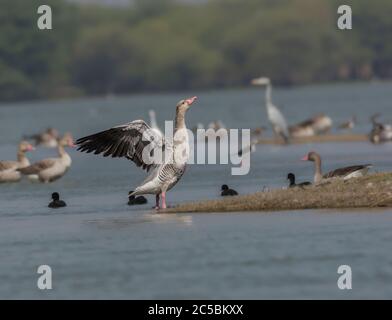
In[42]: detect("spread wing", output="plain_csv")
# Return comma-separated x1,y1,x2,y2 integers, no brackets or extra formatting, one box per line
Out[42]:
18,159,57,174
76,120,165,172
0,161,18,171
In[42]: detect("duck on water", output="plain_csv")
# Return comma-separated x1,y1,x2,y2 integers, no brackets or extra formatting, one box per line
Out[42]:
48,192,67,208
128,191,148,205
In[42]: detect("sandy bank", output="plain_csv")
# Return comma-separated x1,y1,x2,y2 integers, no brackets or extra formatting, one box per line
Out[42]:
167,173,392,213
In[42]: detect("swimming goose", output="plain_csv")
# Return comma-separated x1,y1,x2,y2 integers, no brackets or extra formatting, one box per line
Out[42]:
0,141,35,183
251,77,290,143
287,173,311,188
221,184,238,196
26,127,60,148
48,192,67,208
18,134,75,183
76,96,198,210
302,151,371,184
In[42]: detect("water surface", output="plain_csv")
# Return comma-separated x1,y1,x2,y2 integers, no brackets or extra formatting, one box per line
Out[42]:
1,82,392,299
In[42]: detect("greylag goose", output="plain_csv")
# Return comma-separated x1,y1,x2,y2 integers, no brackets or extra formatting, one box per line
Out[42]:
76,96,198,210
221,184,238,196
369,114,392,144
26,127,60,148
287,173,311,188
302,151,372,184
251,77,290,143
310,114,333,134
290,114,333,138
128,191,148,205
338,116,356,130
18,134,75,183
0,141,35,183
48,192,67,208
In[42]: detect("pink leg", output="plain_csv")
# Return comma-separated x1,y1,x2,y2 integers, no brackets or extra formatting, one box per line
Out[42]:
155,194,160,210
161,192,167,209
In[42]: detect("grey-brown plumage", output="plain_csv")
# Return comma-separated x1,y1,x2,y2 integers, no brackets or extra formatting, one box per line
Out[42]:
76,120,161,172
302,151,372,184
76,96,198,209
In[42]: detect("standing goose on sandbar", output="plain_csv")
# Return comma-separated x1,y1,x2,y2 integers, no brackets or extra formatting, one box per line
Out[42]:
76,96,198,210
251,77,290,143
301,151,372,184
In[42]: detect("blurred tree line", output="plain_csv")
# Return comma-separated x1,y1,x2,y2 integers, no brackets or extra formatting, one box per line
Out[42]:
1,0,391,101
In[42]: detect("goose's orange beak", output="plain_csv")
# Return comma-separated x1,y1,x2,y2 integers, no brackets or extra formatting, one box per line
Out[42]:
185,96,197,105
301,155,309,161
27,144,35,152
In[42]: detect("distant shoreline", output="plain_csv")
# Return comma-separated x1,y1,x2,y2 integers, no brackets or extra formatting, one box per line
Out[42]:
167,173,392,213
1,80,391,106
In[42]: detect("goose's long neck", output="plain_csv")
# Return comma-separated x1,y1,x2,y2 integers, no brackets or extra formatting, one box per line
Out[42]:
173,108,190,164
17,150,29,167
58,144,72,167
175,109,186,132
58,144,66,157
265,83,272,106
314,156,323,183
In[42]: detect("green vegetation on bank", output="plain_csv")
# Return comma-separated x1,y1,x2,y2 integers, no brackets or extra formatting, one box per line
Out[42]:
1,0,392,101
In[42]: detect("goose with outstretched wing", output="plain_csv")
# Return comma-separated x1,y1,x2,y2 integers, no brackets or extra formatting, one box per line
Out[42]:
76,96,197,209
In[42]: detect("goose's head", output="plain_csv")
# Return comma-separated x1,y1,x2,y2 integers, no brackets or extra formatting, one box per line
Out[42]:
59,132,75,147
46,127,59,138
19,141,35,153
302,151,320,162
176,96,198,113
